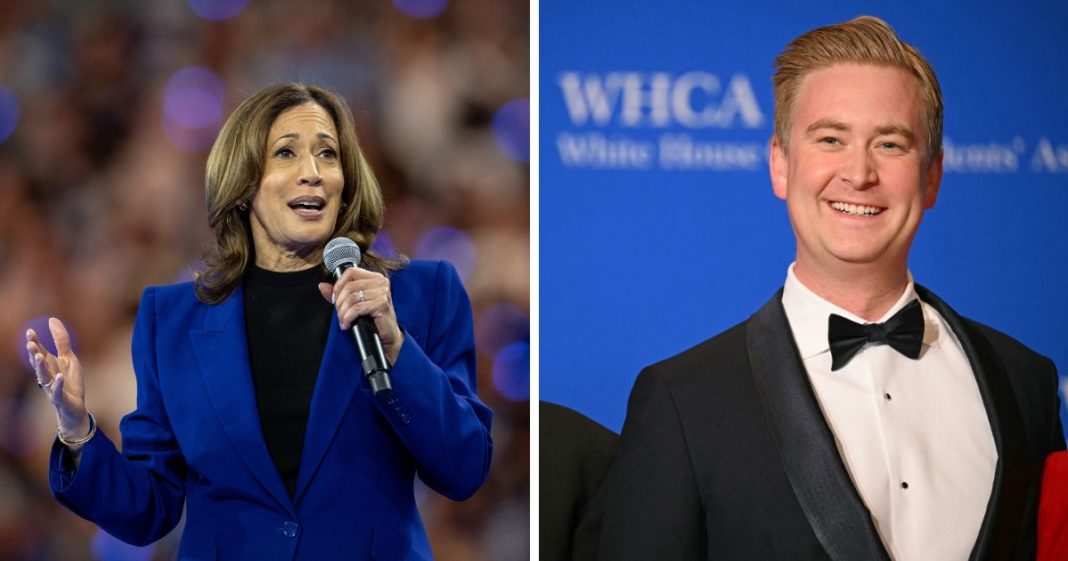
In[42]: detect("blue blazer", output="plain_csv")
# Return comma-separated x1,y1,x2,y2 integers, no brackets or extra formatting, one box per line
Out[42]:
49,260,493,561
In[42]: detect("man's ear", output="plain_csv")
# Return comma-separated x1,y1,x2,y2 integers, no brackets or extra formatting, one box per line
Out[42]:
770,137,788,201
923,149,943,210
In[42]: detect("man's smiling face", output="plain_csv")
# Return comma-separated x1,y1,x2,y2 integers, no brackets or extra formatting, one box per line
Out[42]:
770,63,943,281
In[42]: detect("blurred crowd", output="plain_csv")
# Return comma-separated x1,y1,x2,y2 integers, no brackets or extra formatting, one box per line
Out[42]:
0,0,529,559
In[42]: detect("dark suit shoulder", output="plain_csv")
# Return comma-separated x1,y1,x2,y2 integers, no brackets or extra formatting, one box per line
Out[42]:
541,401,618,495
626,318,760,458
965,318,1056,372
640,320,750,390
541,402,619,465
608,305,836,560
960,317,1061,441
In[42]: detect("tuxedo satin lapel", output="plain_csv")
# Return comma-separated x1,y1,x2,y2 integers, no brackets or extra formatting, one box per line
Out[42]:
189,287,293,514
915,286,1028,561
293,313,364,504
747,291,890,561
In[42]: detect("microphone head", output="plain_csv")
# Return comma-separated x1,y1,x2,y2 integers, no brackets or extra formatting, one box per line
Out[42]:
323,237,362,272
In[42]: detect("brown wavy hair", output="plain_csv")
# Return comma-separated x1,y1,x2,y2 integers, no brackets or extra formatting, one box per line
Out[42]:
195,83,404,304
772,16,943,162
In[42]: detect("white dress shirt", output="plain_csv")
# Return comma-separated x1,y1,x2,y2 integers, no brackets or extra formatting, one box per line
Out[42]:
780,264,997,561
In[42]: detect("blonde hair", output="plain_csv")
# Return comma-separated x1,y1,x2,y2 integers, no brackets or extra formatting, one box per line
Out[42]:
196,83,403,304
772,16,942,161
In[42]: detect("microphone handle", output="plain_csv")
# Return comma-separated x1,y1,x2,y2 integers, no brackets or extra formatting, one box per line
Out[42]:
352,315,393,397
333,263,393,398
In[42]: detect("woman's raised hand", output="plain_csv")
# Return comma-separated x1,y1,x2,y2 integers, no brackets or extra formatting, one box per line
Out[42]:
25,318,90,442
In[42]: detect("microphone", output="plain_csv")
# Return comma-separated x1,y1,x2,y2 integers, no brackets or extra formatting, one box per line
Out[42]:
323,237,393,397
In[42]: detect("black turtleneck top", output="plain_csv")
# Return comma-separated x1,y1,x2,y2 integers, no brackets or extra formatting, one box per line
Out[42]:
243,265,332,498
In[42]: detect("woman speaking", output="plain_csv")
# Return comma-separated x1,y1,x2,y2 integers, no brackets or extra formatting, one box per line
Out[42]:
24,83,492,560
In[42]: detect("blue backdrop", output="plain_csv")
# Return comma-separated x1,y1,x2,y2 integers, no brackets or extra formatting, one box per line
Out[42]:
540,0,1068,434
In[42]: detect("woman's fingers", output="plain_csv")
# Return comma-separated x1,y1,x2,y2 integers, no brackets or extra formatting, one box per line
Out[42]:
26,331,57,385
49,317,73,356
322,269,404,362
25,320,87,430
318,282,335,304
336,287,388,325
330,270,391,324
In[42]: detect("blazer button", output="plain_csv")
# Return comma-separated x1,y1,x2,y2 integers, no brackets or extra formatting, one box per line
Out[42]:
280,520,299,538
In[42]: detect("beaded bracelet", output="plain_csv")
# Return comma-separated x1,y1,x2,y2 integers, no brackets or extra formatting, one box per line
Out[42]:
57,412,97,448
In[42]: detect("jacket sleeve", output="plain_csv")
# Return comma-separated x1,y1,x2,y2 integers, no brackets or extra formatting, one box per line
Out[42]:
599,366,705,561
49,286,187,546
373,261,493,500
1042,356,1066,454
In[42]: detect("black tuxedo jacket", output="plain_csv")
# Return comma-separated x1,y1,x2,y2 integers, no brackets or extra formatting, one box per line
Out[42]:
600,287,1065,561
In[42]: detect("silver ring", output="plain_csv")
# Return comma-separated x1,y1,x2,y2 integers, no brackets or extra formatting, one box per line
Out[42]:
357,290,366,303
37,377,54,389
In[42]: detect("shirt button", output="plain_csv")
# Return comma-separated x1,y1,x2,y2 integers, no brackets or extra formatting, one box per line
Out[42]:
280,520,299,538
901,481,909,490
884,393,892,401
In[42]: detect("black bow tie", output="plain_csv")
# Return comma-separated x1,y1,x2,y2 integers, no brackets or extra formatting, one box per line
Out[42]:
828,299,925,371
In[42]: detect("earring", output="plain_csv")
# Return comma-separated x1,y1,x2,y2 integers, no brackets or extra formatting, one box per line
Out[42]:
237,201,248,212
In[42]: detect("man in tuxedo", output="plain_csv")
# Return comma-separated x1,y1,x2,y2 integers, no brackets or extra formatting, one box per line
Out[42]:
599,16,1065,561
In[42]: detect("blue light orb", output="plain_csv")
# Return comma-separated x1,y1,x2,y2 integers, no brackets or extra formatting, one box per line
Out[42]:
391,0,448,19
162,67,225,152
188,0,249,21
17,316,78,374
476,303,529,358
370,231,398,260
492,342,529,402
492,98,529,163
414,226,477,280
0,87,19,143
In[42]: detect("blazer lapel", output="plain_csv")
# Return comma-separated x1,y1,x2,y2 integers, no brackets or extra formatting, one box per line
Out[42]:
915,286,1029,561
189,286,294,514
747,290,891,561
292,313,365,504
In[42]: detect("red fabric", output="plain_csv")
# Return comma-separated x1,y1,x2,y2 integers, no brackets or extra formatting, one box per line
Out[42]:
1038,451,1068,561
